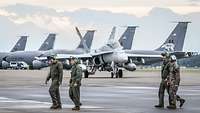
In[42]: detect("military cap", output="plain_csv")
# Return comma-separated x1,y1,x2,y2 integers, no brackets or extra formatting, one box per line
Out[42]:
47,55,56,60
161,52,170,58
170,55,177,61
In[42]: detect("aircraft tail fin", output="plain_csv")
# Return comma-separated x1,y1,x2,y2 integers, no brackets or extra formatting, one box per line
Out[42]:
76,28,95,50
10,36,28,52
38,33,56,51
75,27,83,40
107,26,116,44
119,26,137,50
82,40,90,52
156,22,190,52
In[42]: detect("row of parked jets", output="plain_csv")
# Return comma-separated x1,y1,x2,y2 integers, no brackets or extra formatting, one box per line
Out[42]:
0,21,196,78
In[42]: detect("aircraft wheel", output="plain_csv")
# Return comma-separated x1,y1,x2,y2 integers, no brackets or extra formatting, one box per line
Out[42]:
118,69,123,78
84,70,89,78
111,72,114,78
116,72,119,78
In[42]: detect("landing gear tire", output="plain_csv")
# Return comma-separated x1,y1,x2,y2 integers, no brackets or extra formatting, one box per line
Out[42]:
111,72,114,78
84,70,89,78
118,69,123,78
116,72,119,78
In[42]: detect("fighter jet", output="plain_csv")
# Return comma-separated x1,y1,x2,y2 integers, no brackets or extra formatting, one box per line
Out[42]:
84,26,135,78
0,36,28,69
85,22,191,78
1,34,56,69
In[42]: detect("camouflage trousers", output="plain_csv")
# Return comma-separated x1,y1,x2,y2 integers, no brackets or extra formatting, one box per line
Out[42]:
49,80,61,106
69,86,81,107
169,81,183,106
158,80,171,106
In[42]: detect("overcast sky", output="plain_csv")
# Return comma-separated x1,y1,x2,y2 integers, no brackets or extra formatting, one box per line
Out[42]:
1,0,200,17
0,0,199,52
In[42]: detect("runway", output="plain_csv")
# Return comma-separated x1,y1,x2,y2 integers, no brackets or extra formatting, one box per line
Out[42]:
0,69,200,113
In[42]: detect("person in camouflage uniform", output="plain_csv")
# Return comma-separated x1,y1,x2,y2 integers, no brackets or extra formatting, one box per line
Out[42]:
45,56,63,109
167,55,185,109
155,52,171,108
69,57,83,111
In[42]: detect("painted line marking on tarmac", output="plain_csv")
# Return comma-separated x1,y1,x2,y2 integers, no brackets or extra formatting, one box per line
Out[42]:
28,94,49,97
0,96,103,109
113,86,158,90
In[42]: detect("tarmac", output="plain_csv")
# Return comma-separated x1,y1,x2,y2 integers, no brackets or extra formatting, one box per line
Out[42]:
0,69,200,113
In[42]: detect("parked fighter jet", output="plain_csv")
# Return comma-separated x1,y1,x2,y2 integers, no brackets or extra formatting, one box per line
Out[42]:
0,36,28,69
1,34,56,69
85,22,191,78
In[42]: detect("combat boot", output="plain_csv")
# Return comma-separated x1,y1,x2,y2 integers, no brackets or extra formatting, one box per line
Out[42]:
72,106,80,111
154,104,164,108
50,105,56,109
167,105,176,109
50,104,62,109
180,99,185,108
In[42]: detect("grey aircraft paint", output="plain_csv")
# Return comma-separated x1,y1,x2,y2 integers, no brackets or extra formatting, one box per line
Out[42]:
10,36,28,52
2,34,56,69
0,36,28,68
118,26,137,50
38,33,56,51
44,29,95,57
3,30,95,69
126,22,191,65
156,22,190,52
76,30,95,49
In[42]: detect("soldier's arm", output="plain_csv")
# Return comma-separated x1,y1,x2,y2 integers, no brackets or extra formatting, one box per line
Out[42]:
75,66,82,81
58,63,63,85
70,67,76,81
175,67,180,86
168,63,174,82
45,72,51,84
78,66,83,81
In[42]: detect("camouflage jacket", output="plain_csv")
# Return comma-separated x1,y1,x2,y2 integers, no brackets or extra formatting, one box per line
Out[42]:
70,64,82,83
169,62,180,86
161,61,171,80
46,61,63,84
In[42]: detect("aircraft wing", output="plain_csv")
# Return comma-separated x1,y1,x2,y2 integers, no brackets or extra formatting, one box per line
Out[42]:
126,50,192,59
124,50,162,58
56,53,92,59
91,50,114,56
35,53,92,61
127,53,162,58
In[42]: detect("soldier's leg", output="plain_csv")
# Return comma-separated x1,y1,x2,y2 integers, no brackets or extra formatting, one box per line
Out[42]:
171,85,176,105
167,84,177,109
167,85,172,105
56,87,62,107
174,86,185,108
77,86,82,105
155,81,165,107
179,96,185,108
72,86,80,107
49,84,57,107
69,87,76,105
158,81,165,106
